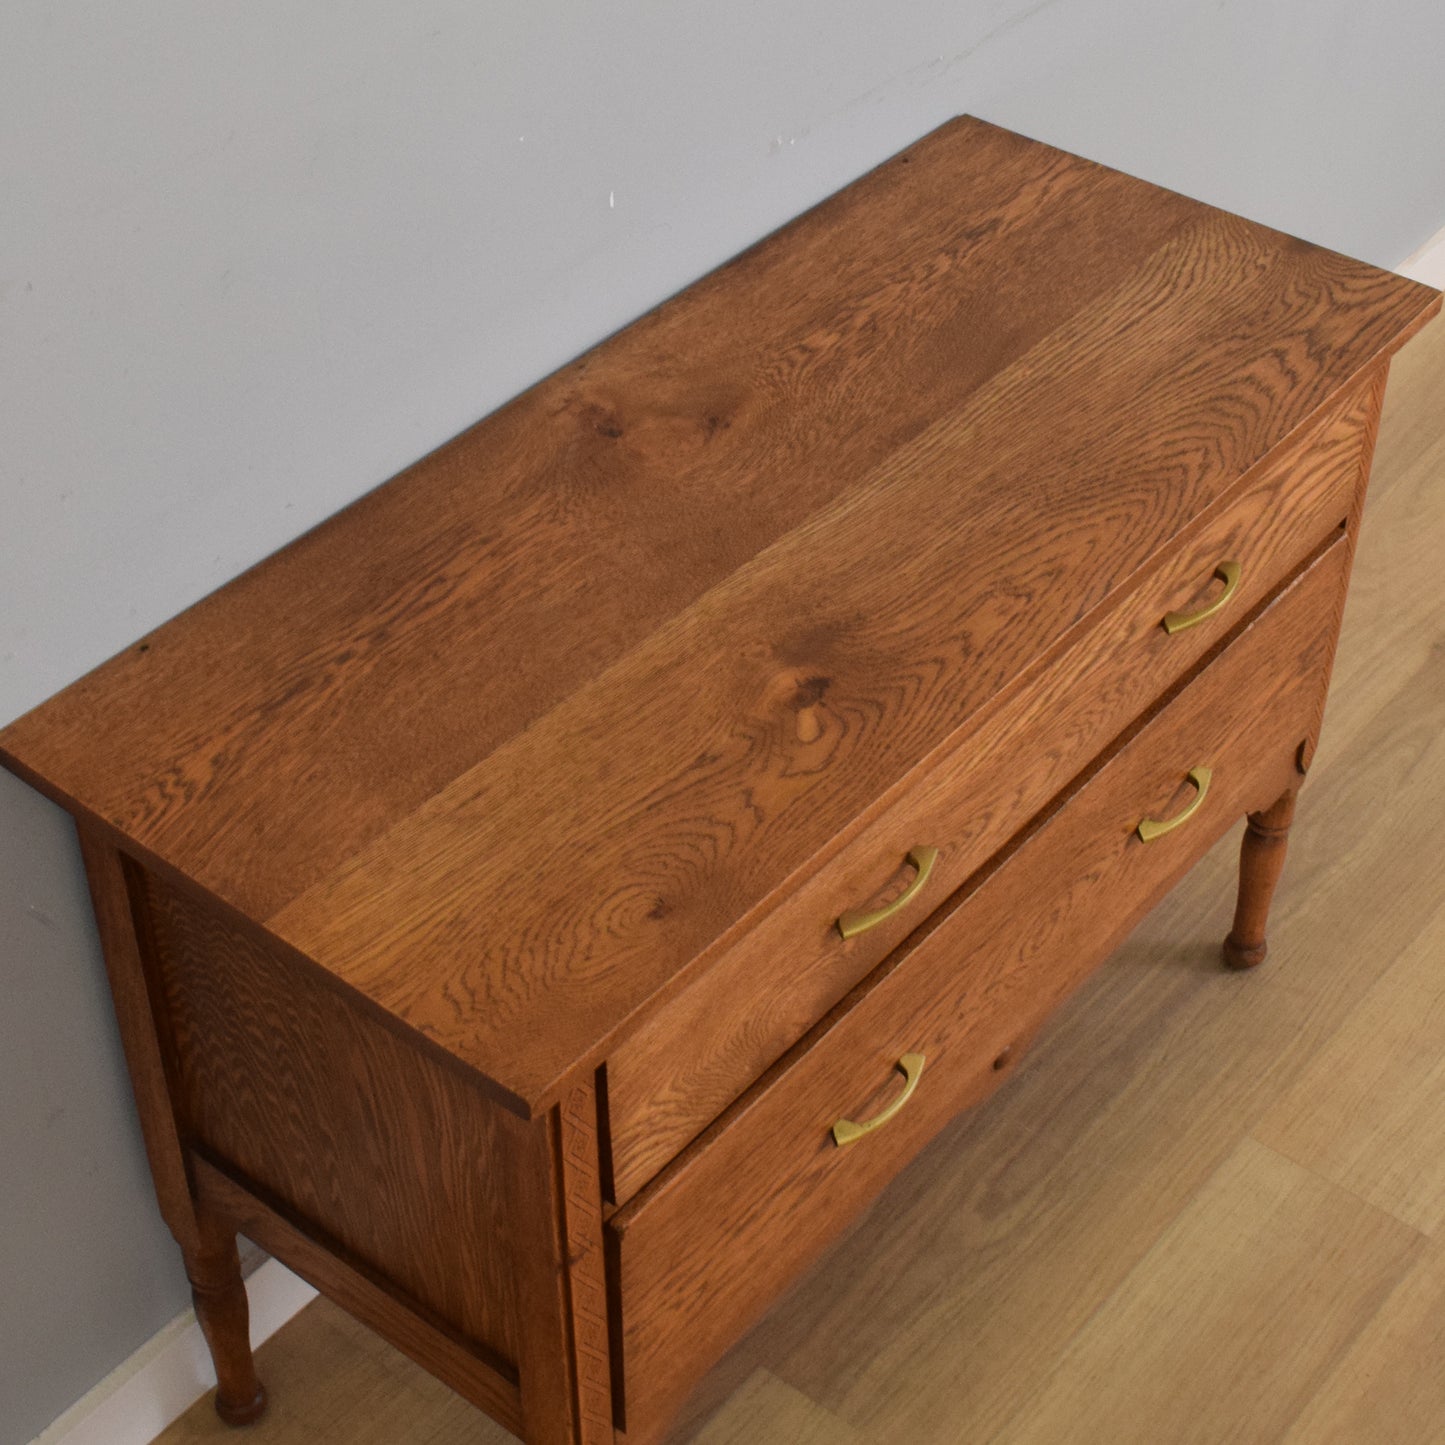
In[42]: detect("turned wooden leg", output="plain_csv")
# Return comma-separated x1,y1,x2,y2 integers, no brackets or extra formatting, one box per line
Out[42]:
1223,789,1297,971
185,1211,267,1426
74,832,268,1423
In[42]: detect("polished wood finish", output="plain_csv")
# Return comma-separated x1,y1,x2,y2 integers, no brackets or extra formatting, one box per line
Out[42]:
990,1136,1423,1444
143,872,525,1366
555,1086,618,1443
512,1083,616,1445
1,118,1436,1445
1224,789,1300,969
192,1159,524,1434
1215,356,1391,977
73,829,204,1258
259,216,1430,1115
1297,359,1393,776
605,376,1376,1200
186,1207,269,1426
2,119,1435,1119
610,539,1346,1443
149,292,1445,1445
75,828,270,1423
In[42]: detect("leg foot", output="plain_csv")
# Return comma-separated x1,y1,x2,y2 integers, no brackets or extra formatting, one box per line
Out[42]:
214,1384,268,1429
1222,934,1270,970
1223,789,1297,971
185,1212,267,1426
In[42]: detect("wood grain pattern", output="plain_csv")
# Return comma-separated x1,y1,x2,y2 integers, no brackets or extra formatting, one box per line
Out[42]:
155,1288,521,1445
77,830,271,1421
263,212,1436,1113
1256,892,1445,1237
73,829,204,1257
0,118,1204,924
2,120,1435,1114
991,1138,1422,1445
1284,1229,1445,1444
513,1081,616,1445
144,260,1445,1445
6,115,1439,1445
558,1086,617,1443
184,1205,269,1426
605,372,1374,1200
1223,788,1299,969
193,1159,524,1434
144,873,524,1366
720,328,1445,1445
689,1370,866,1445
609,539,1348,1444
1289,357,1390,777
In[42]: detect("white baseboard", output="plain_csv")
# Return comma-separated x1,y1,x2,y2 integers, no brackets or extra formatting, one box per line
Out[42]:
1399,221,1445,289
30,1260,317,1445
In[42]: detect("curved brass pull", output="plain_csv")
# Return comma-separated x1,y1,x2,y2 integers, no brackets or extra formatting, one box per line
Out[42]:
832,1053,926,1147
1137,766,1213,843
836,846,939,940
1162,560,1242,635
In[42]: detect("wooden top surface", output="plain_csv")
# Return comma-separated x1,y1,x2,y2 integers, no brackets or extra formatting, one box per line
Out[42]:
4,117,1437,1113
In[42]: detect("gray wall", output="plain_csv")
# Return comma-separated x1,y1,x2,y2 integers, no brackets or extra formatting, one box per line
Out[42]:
3,2,1442,1439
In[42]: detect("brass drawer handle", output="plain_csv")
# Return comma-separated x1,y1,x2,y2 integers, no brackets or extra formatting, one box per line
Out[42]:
836,846,939,940
1137,766,1213,843
1162,560,1242,634
832,1053,926,1148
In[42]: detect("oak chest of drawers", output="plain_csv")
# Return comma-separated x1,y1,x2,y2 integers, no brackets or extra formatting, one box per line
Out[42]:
2,118,1438,1444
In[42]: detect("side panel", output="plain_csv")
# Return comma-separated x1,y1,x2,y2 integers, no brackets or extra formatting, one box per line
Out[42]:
141,875,523,1368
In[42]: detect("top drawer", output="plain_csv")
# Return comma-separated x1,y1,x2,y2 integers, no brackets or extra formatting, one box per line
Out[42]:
604,373,1375,1202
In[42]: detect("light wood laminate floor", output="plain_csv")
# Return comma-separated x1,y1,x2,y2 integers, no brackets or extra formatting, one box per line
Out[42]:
156,314,1445,1445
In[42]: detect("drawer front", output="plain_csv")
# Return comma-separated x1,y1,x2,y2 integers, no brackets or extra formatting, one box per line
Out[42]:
606,376,1375,1202
607,535,1349,1443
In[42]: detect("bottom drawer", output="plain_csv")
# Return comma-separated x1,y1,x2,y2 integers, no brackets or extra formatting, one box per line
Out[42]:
607,534,1349,1444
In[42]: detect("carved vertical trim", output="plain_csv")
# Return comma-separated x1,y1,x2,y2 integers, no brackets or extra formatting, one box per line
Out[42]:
560,1080,616,1442
516,1075,616,1444
76,826,202,1254
1300,359,1392,760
